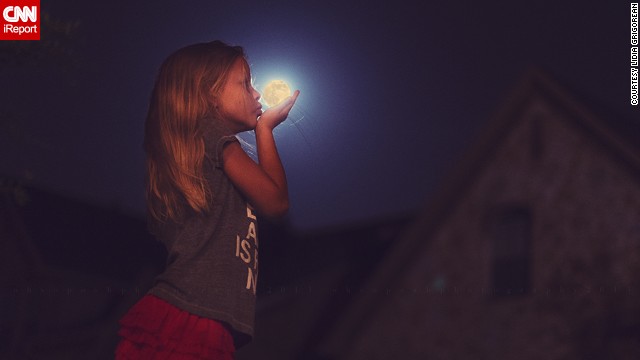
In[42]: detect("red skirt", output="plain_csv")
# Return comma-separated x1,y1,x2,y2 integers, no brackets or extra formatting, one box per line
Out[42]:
115,294,236,360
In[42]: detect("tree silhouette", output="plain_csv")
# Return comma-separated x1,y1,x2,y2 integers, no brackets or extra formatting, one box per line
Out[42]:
0,11,82,185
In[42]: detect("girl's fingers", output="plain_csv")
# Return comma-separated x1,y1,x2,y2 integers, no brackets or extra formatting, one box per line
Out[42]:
281,90,300,113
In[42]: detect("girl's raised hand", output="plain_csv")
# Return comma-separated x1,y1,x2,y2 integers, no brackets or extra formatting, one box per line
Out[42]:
223,90,299,219
257,90,300,131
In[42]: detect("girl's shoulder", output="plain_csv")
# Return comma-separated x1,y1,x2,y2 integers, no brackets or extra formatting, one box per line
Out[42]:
201,118,238,165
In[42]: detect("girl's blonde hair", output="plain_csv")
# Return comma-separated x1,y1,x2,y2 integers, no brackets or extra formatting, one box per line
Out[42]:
145,41,245,222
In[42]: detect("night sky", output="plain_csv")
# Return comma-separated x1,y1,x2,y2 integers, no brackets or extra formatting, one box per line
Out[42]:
1,1,637,230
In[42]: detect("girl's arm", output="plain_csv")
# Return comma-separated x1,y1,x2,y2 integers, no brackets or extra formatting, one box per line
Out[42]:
222,91,299,219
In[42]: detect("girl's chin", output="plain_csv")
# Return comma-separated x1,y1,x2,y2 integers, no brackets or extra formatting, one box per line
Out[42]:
243,120,258,132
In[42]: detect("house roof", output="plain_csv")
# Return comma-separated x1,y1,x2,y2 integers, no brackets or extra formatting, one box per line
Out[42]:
313,67,640,356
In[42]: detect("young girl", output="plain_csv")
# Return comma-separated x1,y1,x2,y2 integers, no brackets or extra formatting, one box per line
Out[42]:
115,41,299,359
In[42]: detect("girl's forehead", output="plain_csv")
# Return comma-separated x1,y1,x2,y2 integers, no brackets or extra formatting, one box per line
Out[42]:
231,57,251,77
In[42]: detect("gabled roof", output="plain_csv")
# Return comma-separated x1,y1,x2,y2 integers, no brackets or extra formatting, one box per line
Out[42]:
317,67,640,355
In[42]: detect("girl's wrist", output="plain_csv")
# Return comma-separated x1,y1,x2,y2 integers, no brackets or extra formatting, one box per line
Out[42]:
255,121,275,134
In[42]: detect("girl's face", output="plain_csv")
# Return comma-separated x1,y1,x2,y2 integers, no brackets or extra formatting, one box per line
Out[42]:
216,58,262,133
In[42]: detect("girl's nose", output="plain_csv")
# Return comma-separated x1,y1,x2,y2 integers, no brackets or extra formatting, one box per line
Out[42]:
252,87,261,100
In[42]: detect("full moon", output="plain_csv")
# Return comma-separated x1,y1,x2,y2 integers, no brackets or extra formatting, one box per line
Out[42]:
262,80,291,107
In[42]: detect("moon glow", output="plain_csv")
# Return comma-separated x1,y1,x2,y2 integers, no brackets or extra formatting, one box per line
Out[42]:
262,80,292,107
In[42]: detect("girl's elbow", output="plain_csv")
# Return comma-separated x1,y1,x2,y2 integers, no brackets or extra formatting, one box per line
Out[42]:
272,199,290,218
262,198,289,219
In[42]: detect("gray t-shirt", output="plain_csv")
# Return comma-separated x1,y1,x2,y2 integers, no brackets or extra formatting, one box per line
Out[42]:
148,119,259,348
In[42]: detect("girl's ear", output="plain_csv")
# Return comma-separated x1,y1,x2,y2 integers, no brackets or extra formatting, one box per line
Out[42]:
210,94,222,116
209,90,219,109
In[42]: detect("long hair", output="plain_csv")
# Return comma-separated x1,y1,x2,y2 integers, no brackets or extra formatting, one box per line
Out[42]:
145,41,245,222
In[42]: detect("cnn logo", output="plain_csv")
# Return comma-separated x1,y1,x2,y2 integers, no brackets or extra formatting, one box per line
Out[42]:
3,6,37,22
1,1,40,41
